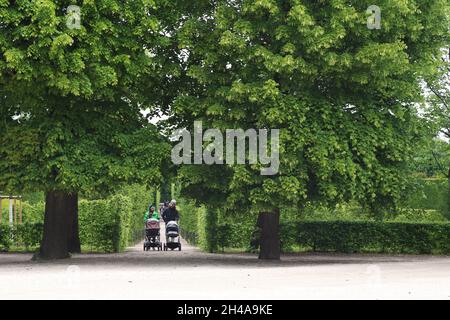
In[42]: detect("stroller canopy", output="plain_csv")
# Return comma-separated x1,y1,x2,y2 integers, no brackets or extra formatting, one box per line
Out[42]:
166,221,179,235
166,221,178,228
146,218,160,230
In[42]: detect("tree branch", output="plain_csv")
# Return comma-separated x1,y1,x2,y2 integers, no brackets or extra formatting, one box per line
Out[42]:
431,150,449,178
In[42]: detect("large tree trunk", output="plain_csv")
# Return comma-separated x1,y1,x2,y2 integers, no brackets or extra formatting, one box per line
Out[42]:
67,193,81,253
258,209,280,260
39,191,71,260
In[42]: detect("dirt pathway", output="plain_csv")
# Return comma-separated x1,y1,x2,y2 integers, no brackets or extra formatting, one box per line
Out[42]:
0,230,450,299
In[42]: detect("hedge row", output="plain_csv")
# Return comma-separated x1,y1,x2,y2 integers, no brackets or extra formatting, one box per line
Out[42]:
0,193,144,253
115,184,152,244
78,194,133,252
177,199,204,247
21,202,45,223
290,221,450,254
0,223,43,250
210,220,450,254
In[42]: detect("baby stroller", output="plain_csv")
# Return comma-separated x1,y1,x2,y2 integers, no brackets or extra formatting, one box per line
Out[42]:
144,218,162,251
164,220,181,251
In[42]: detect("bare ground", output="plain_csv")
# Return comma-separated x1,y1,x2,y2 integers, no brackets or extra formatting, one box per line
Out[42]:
0,229,449,300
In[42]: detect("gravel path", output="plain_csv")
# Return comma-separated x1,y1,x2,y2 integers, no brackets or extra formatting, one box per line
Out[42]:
0,227,449,299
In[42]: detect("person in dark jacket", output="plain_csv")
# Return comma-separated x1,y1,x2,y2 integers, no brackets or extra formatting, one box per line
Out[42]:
160,201,169,217
162,200,179,223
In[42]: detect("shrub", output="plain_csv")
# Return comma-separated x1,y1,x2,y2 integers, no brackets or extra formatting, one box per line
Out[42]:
0,222,43,251
115,184,151,244
216,223,232,252
79,195,132,252
291,221,450,254
178,198,203,246
2,189,146,253
387,208,448,223
184,206,257,252
203,220,450,255
406,179,448,217
14,223,43,249
212,214,257,251
21,202,45,223
0,224,11,251
109,195,132,252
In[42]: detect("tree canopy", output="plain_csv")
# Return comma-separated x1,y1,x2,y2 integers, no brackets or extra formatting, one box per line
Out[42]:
173,0,449,216
0,0,176,194
0,0,176,258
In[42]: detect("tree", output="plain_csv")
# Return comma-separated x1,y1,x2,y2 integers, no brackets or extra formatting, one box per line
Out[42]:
0,1,173,259
425,48,450,140
172,0,449,259
423,48,450,213
411,138,450,178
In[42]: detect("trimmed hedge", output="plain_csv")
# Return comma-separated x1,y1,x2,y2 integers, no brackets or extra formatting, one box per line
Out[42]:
21,202,45,223
0,224,11,250
290,221,450,254
0,223,43,251
115,184,151,244
210,220,450,255
79,194,132,253
0,194,139,253
14,223,44,249
177,199,204,247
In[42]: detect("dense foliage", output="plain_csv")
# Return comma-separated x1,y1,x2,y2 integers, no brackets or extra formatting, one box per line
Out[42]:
0,1,177,258
425,48,450,141
78,195,127,252
290,221,450,254
0,1,172,195
0,185,149,252
178,184,449,253
406,179,448,218
174,0,449,218
0,1,448,258
193,217,450,254
0,223,44,251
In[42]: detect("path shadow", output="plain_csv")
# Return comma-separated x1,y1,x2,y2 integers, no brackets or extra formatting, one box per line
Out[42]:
1,250,447,269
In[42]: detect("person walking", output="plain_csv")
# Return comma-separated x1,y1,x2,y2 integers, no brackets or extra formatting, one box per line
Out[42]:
144,205,159,222
160,201,169,218
162,200,179,223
